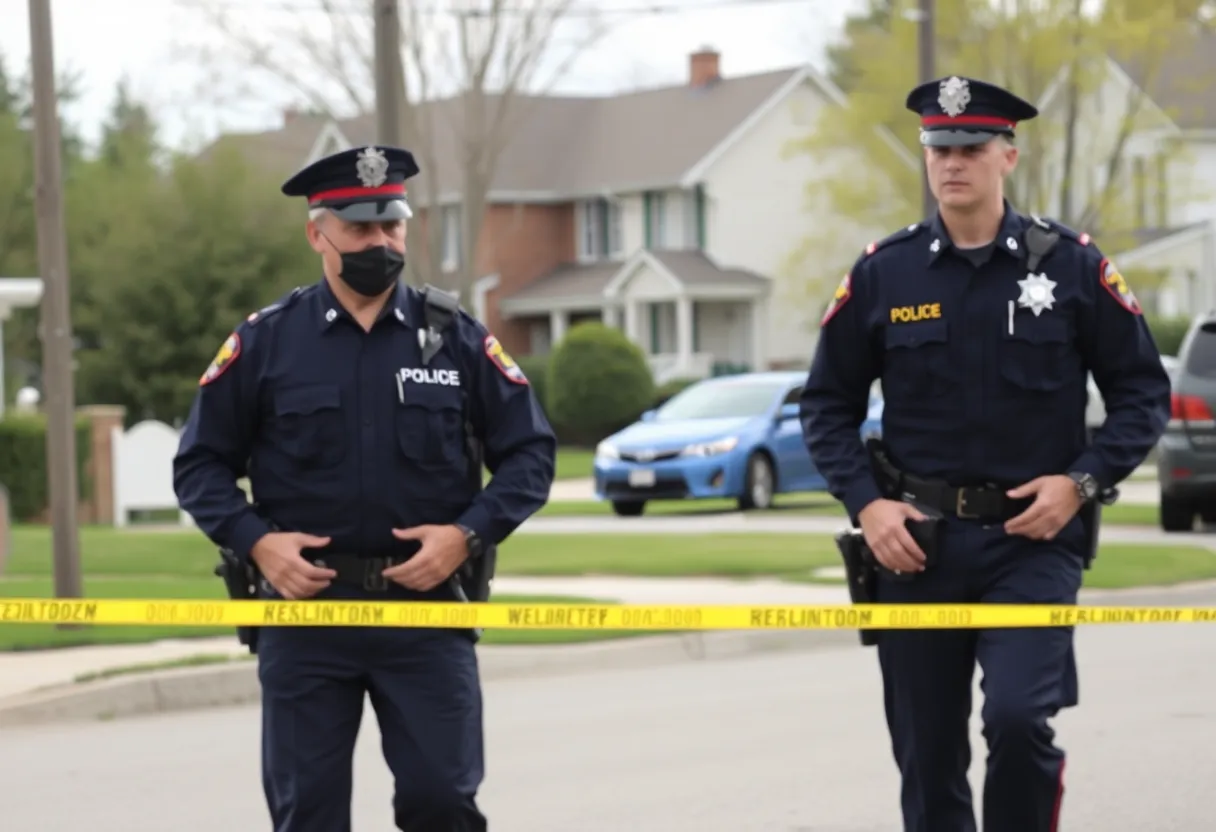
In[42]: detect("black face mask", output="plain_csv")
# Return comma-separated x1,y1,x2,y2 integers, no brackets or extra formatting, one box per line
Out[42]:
334,244,405,297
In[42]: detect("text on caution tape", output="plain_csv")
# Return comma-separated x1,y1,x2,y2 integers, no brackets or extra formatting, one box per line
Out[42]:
1,599,1214,630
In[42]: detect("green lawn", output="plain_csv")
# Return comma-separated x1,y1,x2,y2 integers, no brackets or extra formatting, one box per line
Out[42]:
539,496,1166,527
2,525,1213,651
553,447,595,480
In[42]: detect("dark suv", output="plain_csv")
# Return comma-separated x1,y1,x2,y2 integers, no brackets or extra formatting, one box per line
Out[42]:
1157,316,1216,531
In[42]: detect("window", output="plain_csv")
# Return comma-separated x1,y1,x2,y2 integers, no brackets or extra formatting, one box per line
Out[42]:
578,197,621,260
1155,152,1168,227
645,191,667,248
1133,157,1146,228
1183,323,1216,379
441,205,460,272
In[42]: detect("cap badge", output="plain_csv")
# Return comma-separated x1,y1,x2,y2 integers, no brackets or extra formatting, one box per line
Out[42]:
355,146,389,188
937,76,971,118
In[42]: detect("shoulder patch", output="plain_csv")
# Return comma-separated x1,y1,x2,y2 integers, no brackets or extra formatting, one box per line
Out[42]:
863,222,926,258
484,334,528,385
1099,258,1141,315
200,332,241,386
820,273,852,326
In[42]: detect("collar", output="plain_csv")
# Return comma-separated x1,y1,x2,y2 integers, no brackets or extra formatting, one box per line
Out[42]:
316,277,415,331
926,200,1026,265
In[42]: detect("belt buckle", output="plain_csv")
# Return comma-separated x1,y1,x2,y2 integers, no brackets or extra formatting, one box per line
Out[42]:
364,557,389,591
955,488,979,519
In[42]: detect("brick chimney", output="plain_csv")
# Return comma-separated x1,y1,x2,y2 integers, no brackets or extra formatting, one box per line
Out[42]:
689,47,720,88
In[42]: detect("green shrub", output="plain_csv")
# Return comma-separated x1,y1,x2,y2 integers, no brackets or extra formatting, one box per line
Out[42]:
0,413,93,521
547,322,655,445
515,354,551,420
1145,315,1191,358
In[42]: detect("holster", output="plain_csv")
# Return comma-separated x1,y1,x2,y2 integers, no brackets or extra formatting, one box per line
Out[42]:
214,546,260,654
835,529,879,647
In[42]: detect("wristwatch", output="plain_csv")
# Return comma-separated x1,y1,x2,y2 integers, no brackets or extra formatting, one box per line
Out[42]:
456,524,483,560
1067,472,1099,503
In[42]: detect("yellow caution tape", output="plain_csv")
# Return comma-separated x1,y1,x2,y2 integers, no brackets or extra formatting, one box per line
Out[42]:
1,598,1214,630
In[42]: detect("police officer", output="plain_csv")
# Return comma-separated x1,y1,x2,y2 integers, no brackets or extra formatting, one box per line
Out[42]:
173,145,557,832
798,77,1170,832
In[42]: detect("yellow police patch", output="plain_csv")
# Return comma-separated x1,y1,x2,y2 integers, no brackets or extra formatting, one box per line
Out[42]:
484,334,528,385
1100,259,1141,315
821,274,851,326
200,333,241,386
889,303,942,323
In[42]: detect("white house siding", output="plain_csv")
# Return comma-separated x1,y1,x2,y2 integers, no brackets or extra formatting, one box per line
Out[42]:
699,78,885,369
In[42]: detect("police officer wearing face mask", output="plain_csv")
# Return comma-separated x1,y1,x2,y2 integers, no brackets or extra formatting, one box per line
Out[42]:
173,145,557,832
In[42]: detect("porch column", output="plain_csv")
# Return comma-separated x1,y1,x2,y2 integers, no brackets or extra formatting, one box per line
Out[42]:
624,301,642,346
549,309,568,345
750,298,766,371
602,304,620,328
676,295,694,372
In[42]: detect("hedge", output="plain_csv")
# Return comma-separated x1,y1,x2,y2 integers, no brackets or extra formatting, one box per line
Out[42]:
547,322,655,445
0,414,93,522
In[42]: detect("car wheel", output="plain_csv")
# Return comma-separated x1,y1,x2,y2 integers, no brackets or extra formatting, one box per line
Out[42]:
1160,494,1194,532
738,452,775,511
611,500,645,517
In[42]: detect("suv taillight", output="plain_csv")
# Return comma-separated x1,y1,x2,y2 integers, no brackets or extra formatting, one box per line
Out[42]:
1171,392,1215,423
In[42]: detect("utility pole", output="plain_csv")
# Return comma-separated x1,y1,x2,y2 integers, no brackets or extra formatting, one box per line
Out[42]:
917,0,936,218
28,0,83,604
373,0,403,145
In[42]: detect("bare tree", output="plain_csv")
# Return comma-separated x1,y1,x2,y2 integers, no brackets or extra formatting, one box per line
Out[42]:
176,0,612,296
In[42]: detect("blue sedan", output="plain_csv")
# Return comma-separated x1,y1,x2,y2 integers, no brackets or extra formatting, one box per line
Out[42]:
593,371,829,516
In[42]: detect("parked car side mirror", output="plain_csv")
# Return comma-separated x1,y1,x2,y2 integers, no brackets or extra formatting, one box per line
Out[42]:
777,402,799,422
639,409,656,423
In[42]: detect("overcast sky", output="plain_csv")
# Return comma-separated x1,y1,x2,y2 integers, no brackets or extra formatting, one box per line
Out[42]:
0,0,861,153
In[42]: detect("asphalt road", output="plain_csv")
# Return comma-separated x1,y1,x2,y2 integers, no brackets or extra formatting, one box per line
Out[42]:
4,590,1215,831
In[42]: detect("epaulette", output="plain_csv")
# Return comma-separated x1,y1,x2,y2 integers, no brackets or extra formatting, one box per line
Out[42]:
244,285,306,326
1029,214,1092,247
862,221,927,257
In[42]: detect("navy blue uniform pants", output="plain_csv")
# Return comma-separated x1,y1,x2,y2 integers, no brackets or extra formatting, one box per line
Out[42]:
255,581,486,832
874,516,1084,832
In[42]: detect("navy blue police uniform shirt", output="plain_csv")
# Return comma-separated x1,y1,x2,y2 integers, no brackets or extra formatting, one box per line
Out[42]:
798,202,1171,519
173,277,557,563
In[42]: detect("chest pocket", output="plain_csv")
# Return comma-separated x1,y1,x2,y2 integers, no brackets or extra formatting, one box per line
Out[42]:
272,384,346,468
1000,314,1079,393
396,391,472,499
881,319,958,399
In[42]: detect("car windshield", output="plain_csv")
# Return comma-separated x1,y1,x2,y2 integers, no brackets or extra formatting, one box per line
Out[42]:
655,379,787,420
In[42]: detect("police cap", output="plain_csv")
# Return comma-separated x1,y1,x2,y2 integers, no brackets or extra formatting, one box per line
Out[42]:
282,145,419,222
905,76,1038,148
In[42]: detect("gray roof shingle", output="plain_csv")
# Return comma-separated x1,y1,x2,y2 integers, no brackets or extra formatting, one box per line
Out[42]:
198,67,804,199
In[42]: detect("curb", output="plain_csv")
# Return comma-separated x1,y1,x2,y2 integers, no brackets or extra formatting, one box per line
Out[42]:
0,629,857,730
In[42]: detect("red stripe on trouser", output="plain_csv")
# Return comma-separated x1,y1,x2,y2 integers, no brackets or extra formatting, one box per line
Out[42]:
1051,758,1066,830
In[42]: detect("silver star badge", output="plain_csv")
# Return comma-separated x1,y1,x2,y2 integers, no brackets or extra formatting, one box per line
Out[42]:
1016,272,1057,317
938,76,971,118
355,146,389,188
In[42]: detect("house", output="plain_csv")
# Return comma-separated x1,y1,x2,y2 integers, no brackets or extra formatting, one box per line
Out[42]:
199,49,891,382
1035,26,1216,316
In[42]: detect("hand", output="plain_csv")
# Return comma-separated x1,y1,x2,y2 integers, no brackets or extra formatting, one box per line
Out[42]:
249,532,336,600
1003,475,1083,540
382,525,470,592
858,499,929,574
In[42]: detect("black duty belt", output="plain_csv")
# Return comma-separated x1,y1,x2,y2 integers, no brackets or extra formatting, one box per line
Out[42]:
312,554,409,592
865,441,1033,522
894,476,1032,522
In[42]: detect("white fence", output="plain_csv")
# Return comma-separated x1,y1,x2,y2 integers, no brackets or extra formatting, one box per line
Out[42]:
111,420,194,528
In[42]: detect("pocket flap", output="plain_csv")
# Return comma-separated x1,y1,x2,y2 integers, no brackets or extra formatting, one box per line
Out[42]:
885,319,949,349
1006,315,1068,345
274,385,341,416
